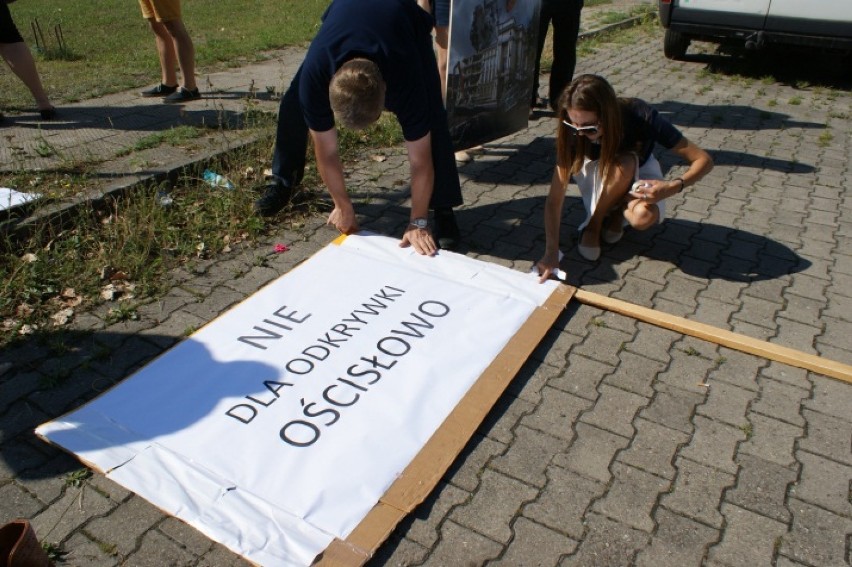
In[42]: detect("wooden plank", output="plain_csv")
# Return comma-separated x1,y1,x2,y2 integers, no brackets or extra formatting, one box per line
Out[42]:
574,289,852,384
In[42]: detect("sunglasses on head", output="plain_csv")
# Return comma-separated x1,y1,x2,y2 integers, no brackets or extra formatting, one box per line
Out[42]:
562,120,599,135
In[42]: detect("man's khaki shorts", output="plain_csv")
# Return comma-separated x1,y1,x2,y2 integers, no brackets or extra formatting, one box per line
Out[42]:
138,0,181,22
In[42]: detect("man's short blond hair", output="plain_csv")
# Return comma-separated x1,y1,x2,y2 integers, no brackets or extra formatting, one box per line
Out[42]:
329,58,386,130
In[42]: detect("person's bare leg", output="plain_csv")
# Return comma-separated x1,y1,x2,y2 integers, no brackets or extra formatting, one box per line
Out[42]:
148,19,178,86
0,42,53,110
435,26,449,99
162,19,196,90
581,155,635,248
437,25,473,163
623,196,660,230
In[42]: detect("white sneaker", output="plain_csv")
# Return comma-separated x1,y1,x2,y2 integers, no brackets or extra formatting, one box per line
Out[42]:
455,150,472,163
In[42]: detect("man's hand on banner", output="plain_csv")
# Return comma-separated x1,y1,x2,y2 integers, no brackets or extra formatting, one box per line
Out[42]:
327,205,359,235
400,224,438,256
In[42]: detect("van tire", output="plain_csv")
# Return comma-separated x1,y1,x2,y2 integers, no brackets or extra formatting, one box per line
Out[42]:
664,29,690,60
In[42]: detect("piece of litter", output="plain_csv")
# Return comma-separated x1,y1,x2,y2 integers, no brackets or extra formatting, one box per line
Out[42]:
1,187,42,211
202,169,235,190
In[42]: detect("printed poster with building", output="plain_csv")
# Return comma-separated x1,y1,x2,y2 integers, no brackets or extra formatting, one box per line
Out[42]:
446,0,542,151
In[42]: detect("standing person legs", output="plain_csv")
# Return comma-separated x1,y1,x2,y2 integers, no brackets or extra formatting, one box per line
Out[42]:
0,2,55,118
547,0,583,109
139,0,200,101
0,43,54,113
531,0,554,107
147,19,179,89
427,0,472,164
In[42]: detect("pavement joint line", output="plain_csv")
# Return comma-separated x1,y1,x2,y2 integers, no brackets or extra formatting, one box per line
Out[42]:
574,289,852,384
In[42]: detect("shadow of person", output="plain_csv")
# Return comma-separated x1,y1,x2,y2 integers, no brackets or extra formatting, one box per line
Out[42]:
445,195,811,286
1,330,281,481
680,48,852,90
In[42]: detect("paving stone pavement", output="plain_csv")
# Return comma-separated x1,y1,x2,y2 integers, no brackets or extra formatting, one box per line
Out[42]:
2,8,852,567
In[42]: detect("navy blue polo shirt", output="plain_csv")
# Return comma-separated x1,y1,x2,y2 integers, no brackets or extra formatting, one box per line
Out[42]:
620,98,684,165
299,0,434,141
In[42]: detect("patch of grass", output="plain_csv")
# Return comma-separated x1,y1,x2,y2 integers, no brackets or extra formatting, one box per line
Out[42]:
1,114,402,345
598,10,632,26
42,542,65,562
817,130,833,147
788,96,802,105
64,468,92,487
97,541,118,556
119,125,204,156
1,0,329,106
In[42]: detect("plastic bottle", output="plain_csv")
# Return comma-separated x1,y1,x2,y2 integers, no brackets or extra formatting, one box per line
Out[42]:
202,169,235,190
156,190,174,206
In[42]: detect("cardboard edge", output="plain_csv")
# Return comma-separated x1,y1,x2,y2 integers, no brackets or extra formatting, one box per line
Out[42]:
314,284,576,566
574,289,852,384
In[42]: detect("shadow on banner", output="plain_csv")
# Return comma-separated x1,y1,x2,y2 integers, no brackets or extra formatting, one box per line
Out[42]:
447,0,542,151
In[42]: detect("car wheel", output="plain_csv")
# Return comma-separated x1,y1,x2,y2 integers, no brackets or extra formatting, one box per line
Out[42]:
664,29,690,60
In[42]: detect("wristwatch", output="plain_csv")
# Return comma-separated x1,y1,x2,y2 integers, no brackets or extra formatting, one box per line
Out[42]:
409,217,429,230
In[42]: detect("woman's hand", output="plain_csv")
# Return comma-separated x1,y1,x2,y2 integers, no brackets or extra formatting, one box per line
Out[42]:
628,179,679,204
327,205,358,234
535,250,561,283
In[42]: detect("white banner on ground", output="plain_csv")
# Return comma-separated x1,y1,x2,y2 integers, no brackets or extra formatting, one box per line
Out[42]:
37,233,558,566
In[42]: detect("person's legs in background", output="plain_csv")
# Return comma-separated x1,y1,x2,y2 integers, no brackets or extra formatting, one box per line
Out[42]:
146,18,179,90
0,43,55,117
547,0,583,110
0,2,55,119
427,0,472,164
531,0,554,108
139,0,200,102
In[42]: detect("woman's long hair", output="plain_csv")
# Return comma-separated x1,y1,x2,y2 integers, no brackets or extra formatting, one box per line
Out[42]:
555,74,623,185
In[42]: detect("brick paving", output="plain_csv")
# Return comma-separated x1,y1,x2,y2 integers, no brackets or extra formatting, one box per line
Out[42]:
2,5,852,567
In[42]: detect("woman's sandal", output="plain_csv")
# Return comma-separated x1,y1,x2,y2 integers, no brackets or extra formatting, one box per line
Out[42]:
577,230,601,261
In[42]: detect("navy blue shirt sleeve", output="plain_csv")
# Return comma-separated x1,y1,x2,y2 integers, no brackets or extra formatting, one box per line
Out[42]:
621,98,683,165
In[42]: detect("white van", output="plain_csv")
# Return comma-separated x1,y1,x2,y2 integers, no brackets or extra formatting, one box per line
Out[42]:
658,0,852,60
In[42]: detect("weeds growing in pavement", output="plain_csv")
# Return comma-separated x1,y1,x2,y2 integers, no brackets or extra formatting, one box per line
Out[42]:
0,112,403,346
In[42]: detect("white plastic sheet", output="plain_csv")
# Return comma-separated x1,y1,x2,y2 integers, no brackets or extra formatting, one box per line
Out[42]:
37,233,558,565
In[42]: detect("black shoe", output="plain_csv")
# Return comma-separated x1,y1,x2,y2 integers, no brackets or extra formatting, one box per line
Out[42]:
254,182,294,216
164,87,201,103
433,208,460,251
141,83,178,97
531,96,548,109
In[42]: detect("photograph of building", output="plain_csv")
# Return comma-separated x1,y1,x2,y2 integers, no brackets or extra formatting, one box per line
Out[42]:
447,0,542,150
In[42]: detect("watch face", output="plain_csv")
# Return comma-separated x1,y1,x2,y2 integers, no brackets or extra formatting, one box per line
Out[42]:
411,218,428,229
